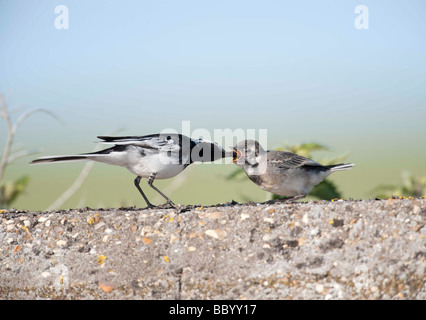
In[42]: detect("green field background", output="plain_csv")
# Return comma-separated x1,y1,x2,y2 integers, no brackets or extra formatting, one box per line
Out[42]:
5,138,425,211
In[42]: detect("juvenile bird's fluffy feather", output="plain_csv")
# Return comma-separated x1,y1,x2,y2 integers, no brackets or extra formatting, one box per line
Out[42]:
232,140,354,199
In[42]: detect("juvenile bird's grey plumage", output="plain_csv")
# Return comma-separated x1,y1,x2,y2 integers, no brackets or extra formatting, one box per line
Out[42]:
30,133,228,208
232,140,354,200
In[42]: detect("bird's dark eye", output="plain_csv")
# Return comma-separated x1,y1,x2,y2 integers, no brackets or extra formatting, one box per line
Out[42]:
166,136,171,140
250,147,258,157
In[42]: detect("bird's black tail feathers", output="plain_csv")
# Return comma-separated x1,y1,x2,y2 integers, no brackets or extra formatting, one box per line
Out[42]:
30,155,89,164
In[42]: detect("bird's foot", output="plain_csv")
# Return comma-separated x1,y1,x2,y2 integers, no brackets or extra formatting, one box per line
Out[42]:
283,195,306,202
264,195,306,204
144,203,157,210
156,201,177,209
166,201,177,208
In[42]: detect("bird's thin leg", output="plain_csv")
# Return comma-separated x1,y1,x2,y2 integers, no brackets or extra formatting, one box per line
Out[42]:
264,194,306,205
284,194,306,202
268,194,306,204
134,176,155,209
147,173,176,207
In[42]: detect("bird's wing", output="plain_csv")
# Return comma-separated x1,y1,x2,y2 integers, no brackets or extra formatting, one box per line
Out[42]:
97,134,188,152
266,150,323,169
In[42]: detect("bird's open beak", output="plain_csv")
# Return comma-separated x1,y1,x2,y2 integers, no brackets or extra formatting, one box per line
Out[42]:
229,147,240,164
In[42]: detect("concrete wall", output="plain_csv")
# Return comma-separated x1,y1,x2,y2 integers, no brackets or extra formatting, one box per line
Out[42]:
1,199,425,299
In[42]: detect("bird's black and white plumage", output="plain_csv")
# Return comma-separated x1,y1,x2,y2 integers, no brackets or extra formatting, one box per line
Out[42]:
232,140,354,200
30,133,228,208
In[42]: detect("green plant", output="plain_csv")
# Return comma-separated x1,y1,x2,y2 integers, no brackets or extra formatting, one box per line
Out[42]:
0,94,60,208
226,141,350,201
0,175,30,207
373,171,426,199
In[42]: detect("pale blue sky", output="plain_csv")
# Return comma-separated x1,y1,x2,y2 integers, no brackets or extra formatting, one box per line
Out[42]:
1,0,426,156
1,1,426,209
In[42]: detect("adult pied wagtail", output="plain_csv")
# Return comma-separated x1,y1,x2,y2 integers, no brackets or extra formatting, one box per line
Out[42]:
31,133,228,208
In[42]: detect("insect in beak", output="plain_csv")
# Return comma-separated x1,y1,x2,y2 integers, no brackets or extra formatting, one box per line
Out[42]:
231,147,241,164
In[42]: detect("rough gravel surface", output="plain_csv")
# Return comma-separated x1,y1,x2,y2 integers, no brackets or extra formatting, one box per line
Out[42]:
0,198,425,300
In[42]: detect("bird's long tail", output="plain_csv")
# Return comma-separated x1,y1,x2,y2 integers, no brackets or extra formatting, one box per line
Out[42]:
30,155,90,164
30,146,123,165
327,163,355,172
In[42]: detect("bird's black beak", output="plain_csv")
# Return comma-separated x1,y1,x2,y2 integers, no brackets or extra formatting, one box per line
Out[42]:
222,147,234,159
